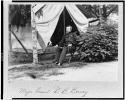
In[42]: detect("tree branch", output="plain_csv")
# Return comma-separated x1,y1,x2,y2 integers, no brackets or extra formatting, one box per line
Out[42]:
90,5,99,18
89,18,99,23
107,5,118,17
9,10,18,23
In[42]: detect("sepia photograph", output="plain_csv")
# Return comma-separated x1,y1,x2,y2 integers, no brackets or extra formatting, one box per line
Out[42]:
8,3,119,81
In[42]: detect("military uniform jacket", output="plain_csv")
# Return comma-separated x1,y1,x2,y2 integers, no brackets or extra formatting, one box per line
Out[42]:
58,31,78,47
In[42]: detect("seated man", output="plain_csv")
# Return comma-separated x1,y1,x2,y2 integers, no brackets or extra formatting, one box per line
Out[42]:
54,25,78,66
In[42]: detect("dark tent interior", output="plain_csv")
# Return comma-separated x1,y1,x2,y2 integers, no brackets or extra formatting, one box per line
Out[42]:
50,5,95,46
50,7,78,46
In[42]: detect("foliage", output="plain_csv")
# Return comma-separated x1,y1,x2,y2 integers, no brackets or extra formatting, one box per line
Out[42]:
9,5,31,28
79,24,118,62
82,4,118,19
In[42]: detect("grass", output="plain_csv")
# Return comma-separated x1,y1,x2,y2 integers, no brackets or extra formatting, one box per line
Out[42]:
8,57,118,81
8,59,87,80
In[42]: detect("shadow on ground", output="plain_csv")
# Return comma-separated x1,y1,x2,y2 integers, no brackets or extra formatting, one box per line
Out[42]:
8,60,87,80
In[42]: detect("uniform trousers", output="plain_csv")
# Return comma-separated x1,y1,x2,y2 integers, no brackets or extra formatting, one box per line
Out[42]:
55,46,67,64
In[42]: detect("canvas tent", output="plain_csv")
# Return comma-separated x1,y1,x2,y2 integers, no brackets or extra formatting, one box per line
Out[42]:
33,4,88,51
11,4,91,53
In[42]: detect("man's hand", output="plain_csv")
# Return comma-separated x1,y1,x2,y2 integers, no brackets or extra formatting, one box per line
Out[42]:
68,44,72,47
55,45,58,48
48,41,52,46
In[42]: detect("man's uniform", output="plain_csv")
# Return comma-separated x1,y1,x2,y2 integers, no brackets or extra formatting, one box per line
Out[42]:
55,31,78,65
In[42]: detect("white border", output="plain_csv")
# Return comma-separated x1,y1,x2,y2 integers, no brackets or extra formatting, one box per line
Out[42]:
3,1,123,99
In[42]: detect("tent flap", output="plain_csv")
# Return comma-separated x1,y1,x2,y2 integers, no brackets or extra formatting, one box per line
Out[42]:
66,4,88,34
35,4,64,51
34,4,89,51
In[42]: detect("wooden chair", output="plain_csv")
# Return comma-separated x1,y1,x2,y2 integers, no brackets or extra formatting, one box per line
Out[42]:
67,40,83,63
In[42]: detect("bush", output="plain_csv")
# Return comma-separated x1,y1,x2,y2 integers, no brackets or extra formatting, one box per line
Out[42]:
79,24,118,62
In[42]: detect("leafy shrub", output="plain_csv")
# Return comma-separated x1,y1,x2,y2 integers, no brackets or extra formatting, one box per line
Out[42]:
79,24,118,62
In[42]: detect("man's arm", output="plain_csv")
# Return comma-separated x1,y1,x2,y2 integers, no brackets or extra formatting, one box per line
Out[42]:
73,31,79,40
60,34,66,43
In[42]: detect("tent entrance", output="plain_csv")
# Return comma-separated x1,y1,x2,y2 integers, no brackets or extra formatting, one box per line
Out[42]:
50,7,78,46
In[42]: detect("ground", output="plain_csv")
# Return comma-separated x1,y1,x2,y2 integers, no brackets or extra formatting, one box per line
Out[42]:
8,60,118,81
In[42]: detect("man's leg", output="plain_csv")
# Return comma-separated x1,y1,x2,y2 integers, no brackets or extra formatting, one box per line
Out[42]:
58,46,67,64
55,47,61,62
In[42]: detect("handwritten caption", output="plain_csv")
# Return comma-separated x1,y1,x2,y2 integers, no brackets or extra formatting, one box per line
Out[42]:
19,86,88,97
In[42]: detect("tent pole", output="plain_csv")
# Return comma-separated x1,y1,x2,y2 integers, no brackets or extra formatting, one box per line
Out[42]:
63,7,66,35
9,30,31,59
31,5,38,65
9,10,18,63
9,24,12,63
